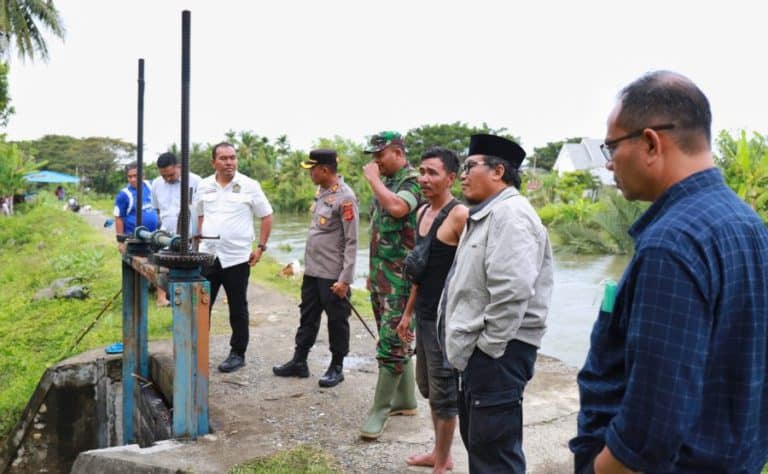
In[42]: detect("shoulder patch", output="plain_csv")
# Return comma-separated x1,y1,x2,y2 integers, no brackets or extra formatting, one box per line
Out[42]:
342,201,355,222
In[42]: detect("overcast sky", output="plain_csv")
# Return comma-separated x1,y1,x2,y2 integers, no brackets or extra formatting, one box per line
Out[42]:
5,0,768,159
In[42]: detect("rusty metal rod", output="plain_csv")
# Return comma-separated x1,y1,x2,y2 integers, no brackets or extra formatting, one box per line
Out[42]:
67,288,123,355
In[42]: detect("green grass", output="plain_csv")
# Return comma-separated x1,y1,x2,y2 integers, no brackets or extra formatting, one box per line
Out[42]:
228,445,340,474
0,199,375,445
84,194,115,214
0,201,175,439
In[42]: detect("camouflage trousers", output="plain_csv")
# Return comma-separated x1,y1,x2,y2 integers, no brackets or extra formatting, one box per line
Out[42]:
370,291,413,375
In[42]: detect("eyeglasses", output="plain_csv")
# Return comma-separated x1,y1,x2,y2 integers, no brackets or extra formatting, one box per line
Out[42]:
600,124,675,161
460,160,486,174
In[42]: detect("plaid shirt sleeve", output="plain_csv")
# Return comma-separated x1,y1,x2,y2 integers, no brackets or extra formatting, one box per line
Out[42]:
606,247,711,472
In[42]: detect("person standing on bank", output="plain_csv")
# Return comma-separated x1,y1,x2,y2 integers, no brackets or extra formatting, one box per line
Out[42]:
359,131,421,439
195,142,273,373
151,151,201,307
396,147,468,473
570,71,768,473
114,162,159,238
440,134,554,473
272,149,359,388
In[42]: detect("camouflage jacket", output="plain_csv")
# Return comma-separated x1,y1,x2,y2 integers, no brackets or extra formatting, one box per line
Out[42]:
369,165,420,295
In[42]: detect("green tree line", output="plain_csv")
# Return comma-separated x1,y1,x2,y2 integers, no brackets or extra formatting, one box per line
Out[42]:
7,122,516,213
3,126,766,244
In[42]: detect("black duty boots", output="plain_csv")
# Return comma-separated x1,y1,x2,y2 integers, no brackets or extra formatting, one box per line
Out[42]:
319,364,344,387
272,353,310,378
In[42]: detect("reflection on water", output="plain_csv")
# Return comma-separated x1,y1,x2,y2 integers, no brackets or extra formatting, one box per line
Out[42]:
544,253,629,367
269,213,371,288
267,213,630,368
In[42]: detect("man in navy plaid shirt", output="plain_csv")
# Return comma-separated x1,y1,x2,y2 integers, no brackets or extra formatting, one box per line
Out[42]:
570,71,768,473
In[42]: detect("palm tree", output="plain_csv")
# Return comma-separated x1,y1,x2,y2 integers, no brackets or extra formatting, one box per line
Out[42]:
0,0,64,61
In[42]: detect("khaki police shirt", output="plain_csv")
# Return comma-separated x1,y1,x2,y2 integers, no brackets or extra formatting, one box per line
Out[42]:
304,178,358,284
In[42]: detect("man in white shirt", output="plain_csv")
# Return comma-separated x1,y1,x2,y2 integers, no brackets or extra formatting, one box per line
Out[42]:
151,151,201,307
195,142,273,373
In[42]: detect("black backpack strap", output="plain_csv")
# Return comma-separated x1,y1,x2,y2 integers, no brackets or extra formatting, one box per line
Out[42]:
416,202,430,228
427,199,460,238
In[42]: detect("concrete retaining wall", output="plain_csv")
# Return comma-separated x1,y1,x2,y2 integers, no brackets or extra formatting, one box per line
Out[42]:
1,350,173,474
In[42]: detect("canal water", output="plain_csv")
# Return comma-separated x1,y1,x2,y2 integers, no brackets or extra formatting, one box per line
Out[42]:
268,213,629,368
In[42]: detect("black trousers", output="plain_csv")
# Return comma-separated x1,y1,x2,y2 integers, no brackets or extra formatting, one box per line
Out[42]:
457,340,537,474
294,275,350,360
203,259,250,356
574,450,597,474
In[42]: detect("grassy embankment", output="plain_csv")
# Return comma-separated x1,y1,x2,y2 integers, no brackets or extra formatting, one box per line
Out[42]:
0,198,365,472
0,202,176,439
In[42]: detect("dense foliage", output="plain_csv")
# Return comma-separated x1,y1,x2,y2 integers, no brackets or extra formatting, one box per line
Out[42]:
715,130,768,223
6,127,766,254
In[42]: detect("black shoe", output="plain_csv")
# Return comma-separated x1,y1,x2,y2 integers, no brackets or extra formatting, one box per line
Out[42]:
218,352,245,373
272,359,309,378
318,365,344,388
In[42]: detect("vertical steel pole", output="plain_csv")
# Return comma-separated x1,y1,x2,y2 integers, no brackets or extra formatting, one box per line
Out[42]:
171,10,209,439
135,60,149,382
121,261,136,443
136,59,145,230
179,11,190,254
122,59,150,444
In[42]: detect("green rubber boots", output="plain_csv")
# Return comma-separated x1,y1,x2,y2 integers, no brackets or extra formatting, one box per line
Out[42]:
360,359,417,439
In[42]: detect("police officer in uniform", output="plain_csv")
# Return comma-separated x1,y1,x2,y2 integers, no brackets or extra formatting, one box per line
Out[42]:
273,149,359,388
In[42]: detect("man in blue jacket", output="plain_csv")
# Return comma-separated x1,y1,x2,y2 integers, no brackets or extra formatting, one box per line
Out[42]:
114,162,158,238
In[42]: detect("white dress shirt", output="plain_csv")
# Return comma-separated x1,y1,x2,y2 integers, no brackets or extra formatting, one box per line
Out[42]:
195,171,273,268
151,172,201,235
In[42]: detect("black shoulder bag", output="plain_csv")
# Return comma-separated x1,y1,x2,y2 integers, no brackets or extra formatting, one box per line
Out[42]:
404,199,460,284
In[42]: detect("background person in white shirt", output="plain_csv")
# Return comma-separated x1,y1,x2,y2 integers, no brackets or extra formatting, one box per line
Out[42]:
151,151,201,307
195,142,273,373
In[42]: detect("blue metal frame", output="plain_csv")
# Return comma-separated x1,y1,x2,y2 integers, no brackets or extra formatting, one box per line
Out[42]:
169,269,210,437
121,244,149,443
121,245,210,443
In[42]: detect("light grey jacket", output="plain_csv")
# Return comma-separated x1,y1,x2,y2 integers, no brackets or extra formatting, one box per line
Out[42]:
440,186,554,371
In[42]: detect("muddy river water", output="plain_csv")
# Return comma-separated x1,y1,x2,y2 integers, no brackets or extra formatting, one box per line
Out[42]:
268,213,629,368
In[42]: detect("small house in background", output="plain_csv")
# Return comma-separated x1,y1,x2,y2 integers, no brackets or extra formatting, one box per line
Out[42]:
552,138,614,186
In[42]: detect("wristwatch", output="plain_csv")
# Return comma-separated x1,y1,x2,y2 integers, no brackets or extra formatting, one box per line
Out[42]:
257,243,267,252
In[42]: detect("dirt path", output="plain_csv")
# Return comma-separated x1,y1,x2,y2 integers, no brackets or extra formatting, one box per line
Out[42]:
77,209,577,473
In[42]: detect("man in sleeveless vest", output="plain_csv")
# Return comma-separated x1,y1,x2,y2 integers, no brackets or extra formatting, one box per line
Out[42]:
397,147,468,473
359,131,421,439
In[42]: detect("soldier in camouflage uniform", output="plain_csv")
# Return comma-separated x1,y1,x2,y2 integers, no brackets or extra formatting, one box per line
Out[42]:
360,131,421,439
